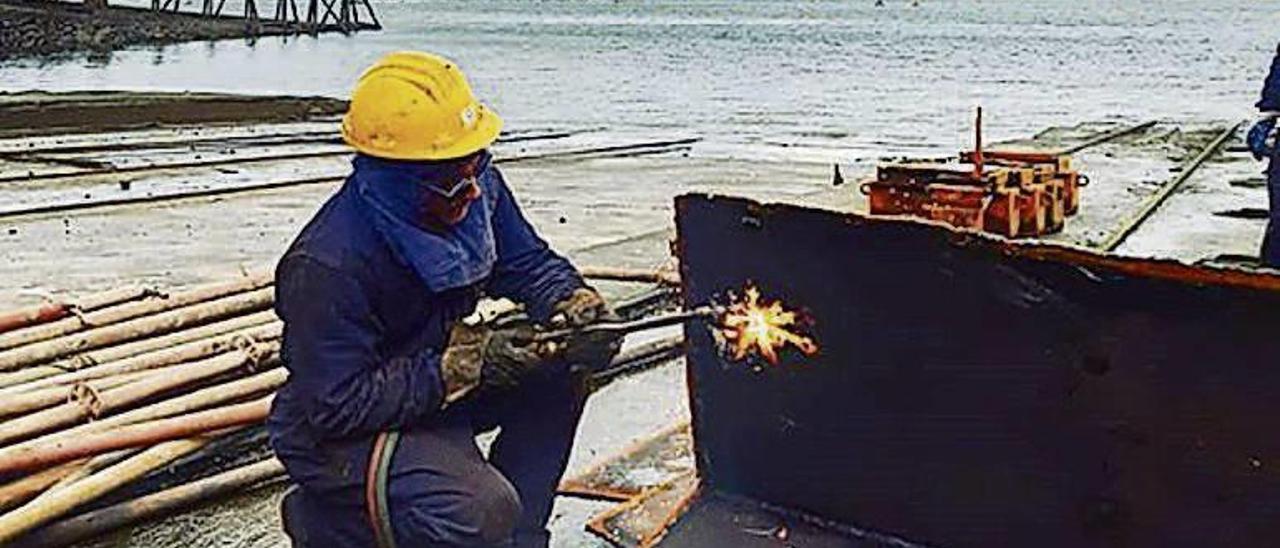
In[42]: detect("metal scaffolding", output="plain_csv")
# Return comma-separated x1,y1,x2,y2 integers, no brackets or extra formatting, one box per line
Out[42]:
149,0,380,35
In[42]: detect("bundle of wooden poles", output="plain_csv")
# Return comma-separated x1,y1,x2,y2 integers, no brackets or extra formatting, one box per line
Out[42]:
0,266,682,546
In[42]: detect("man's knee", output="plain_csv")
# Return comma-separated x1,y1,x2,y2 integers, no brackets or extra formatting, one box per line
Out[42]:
280,487,307,547
395,466,522,546
281,487,372,547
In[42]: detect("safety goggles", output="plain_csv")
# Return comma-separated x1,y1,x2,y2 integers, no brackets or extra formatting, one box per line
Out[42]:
419,151,489,200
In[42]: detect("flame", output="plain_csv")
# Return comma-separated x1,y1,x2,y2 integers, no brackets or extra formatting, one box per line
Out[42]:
719,285,818,365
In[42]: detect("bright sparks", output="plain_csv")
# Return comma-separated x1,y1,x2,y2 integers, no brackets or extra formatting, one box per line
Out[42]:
719,284,818,365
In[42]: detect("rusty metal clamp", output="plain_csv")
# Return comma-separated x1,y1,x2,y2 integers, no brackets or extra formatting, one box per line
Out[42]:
69,382,105,419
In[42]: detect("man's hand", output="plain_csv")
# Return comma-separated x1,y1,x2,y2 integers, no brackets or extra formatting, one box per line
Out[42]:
441,323,547,402
1248,117,1276,161
552,288,623,371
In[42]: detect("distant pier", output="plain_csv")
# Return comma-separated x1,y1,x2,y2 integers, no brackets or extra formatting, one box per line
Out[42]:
0,0,379,58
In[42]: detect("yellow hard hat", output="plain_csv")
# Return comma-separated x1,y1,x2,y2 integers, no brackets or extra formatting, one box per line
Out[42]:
341,51,503,161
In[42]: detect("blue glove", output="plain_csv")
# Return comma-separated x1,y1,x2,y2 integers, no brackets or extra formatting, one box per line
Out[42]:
1247,118,1275,161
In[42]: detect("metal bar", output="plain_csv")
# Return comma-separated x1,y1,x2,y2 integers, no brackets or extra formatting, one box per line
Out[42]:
318,0,339,25
0,128,580,160
0,148,346,185
0,130,589,181
0,137,703,220
1062,120,1159,155
972,106,983,180
0,175,339,219
533,307,717,343
1099,122,1241,252
587,335,684,386
507,137,699,163
578,266,680,286
360,0,380,29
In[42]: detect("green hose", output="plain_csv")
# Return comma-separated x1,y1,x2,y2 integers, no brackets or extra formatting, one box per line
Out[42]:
366,430,401,548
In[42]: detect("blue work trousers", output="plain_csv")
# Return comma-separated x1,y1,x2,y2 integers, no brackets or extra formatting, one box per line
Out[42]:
1265,146,1280,268
281,363,587,548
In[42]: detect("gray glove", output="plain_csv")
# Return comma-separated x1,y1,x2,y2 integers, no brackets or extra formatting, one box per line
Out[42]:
551,288,623,371
441,323,546,403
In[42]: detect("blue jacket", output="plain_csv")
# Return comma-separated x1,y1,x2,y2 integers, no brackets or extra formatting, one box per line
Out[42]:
1260,42,1280,112
268,155,584,494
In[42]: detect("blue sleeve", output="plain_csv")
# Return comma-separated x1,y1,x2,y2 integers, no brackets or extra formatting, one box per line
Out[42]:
484,169,585,321
275,255,445,440
1259,43,1280,111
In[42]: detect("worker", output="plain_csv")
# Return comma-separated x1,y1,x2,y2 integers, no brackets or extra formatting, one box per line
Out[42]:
1247,42,1280,268
269,51,622,547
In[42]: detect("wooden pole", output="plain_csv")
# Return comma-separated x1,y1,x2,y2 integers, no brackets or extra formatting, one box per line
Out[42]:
0,460,86,514
11,457,285,548
0,366,172,418
51,309,277,373
0,273,270,352
40,449,139,498
0,285,154,335
0,397,271,474
0,287,274,372
0,437,213,543
0,367,285,462
0,342,278,446
579,266,680,286
2,320,281,396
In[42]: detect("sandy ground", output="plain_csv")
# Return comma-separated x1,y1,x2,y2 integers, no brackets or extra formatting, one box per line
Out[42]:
1,109,1272,546
0,122,845,546
0,149,841,309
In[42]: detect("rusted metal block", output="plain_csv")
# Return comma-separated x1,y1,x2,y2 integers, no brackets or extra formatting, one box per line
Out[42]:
923,203,984,230
1042,179,1067,233
964,149,1071,173
1061,171,1082,215
1007,167,1037,188
877,162,1010,189
983,188,1020,237
866,181,992,232
861,182,927,216
674,193,1280,548
1015,183,1047,236
926,184,988,209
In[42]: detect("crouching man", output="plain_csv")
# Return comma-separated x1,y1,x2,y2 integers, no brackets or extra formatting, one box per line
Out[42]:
270,51,620,547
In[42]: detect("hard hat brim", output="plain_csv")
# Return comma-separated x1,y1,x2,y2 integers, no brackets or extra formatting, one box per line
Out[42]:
342,103,504,162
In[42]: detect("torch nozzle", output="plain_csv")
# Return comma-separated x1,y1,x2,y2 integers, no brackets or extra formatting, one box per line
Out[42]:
532,305,721,343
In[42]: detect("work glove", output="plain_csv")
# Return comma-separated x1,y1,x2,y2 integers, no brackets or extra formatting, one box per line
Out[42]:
1248,117,1276,161
551,288,623,371
441,323,547,403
